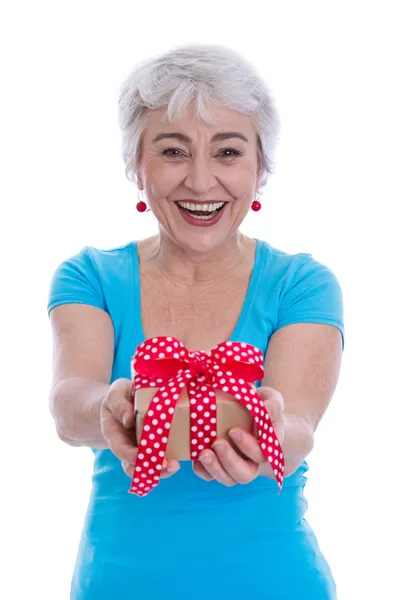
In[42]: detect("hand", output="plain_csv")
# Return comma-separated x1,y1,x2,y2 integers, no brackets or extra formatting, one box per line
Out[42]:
192,386,285,486
100,378,180,479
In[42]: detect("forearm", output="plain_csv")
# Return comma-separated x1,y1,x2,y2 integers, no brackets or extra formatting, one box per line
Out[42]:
259,413,314,479
49,377,111,449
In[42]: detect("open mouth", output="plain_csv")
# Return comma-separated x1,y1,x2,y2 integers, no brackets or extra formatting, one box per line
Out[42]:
175,201,227,220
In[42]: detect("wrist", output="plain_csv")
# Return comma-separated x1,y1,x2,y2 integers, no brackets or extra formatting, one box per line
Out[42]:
259,413,314,480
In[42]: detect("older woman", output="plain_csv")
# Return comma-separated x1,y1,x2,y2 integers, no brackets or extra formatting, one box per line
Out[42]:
47,44,344,599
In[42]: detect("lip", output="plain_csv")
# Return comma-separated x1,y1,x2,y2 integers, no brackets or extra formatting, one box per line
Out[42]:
175,202,227,227
173,200,229,205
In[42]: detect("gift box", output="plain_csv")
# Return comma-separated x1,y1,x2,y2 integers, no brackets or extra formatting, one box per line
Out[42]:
133,374,260,461
128,336,285,497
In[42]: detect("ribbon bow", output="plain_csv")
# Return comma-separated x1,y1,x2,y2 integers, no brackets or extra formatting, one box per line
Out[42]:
129,336,285,497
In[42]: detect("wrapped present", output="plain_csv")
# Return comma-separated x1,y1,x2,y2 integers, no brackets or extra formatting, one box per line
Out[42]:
129,336,285,497
133,378,259,461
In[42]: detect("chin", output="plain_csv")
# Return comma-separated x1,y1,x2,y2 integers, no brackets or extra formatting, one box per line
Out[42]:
161,202,241,254
173,227,234,255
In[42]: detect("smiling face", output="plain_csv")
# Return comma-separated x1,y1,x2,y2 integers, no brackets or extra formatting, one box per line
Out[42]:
136,102,262,254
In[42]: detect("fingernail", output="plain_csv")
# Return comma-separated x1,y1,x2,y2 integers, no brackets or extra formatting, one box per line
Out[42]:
122,412,130,426
200,453,212,465
229,429,242,442
167,461,179,472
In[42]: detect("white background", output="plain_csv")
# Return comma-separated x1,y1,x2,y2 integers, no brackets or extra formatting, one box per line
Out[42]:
1,1,399,598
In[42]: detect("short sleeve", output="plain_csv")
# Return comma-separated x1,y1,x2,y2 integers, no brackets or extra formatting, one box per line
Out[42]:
276,254,345,350
47,246,106,317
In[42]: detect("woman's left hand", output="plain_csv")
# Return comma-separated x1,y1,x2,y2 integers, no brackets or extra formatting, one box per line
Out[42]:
192,386,285,486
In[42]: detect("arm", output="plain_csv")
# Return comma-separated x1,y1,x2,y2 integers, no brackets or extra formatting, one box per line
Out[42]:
259,322,343,478
48,303,114,449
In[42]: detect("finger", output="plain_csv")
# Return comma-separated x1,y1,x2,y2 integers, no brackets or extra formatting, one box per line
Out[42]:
211,440,260,484
102,410,138,464
107,379,135,427
163,458,181,476
192,460,214,481
121,409,135,429
262,400,285,447
254,388,285,446
121,458,180,479
264,400,284,428
121,460,136,478
257,385,283,403
258,387,284,420
198,449,237,486
229,428,266,464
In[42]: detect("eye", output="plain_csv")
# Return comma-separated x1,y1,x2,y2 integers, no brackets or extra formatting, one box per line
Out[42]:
161,148,185,158
161,147,243,159
219,148,242,158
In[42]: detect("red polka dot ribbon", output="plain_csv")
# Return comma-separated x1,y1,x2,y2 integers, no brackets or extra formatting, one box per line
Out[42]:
129,336,285,497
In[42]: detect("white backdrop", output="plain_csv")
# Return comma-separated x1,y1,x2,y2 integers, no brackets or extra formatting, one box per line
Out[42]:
1,1,399,598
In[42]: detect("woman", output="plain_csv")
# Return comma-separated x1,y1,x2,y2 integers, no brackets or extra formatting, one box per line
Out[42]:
48,44,344,599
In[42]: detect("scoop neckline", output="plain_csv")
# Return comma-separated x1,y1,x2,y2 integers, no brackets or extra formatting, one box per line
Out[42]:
130,238,264,347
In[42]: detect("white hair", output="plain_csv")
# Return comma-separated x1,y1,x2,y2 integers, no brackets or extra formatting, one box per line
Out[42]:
118,43,281,191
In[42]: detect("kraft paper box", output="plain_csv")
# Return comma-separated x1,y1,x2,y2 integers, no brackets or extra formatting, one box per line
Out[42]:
128,337,285,497
132,367,265,461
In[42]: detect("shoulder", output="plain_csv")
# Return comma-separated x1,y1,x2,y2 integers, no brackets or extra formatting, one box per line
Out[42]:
47,240,138,317
257,238,340,286
256,238,313,286
255,238,344,346
71,240,137,282
84,239,136,263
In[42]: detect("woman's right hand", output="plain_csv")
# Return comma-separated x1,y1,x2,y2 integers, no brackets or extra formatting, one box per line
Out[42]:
100,378,180,480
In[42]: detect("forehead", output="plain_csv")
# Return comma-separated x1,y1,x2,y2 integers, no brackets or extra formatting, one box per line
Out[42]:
143,103,257,141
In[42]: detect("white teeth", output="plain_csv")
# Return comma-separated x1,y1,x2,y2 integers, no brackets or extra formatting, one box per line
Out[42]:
187,212,218,220
177,201,225,212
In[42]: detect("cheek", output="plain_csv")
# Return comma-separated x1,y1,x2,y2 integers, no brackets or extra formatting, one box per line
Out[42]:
144,160,184,197
220,162,258,195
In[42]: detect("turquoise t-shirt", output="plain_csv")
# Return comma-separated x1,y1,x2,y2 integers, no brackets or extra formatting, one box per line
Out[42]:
47,238,345,600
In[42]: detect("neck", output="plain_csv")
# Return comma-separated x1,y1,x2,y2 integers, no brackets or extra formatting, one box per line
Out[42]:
139,231,256,286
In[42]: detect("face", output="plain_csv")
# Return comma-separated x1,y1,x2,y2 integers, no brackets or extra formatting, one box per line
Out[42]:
136,102,262,254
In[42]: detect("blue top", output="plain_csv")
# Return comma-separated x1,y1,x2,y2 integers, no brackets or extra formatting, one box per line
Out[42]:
47,238,344,600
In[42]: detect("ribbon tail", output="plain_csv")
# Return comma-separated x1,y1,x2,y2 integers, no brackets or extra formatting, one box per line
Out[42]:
213,380,285,490
129,374,186,497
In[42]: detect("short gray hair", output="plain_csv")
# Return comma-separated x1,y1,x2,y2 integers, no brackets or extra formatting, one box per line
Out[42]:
118,43,280,191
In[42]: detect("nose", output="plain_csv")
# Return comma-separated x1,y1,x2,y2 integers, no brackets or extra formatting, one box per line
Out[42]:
184,154,217,195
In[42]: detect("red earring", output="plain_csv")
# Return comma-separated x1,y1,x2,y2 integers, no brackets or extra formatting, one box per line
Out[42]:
251,199,261,211
136,190,147,212
136,201,147,212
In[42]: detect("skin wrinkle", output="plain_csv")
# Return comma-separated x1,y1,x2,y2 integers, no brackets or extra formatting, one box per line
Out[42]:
135,102,262,285
132,101,309,485
145,236,252,288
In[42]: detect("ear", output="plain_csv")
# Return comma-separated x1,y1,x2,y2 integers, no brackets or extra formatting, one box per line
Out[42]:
256,171,263,193
135,172,145,192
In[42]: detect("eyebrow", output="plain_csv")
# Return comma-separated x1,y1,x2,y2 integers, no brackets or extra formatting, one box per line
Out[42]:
152,131,249,144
